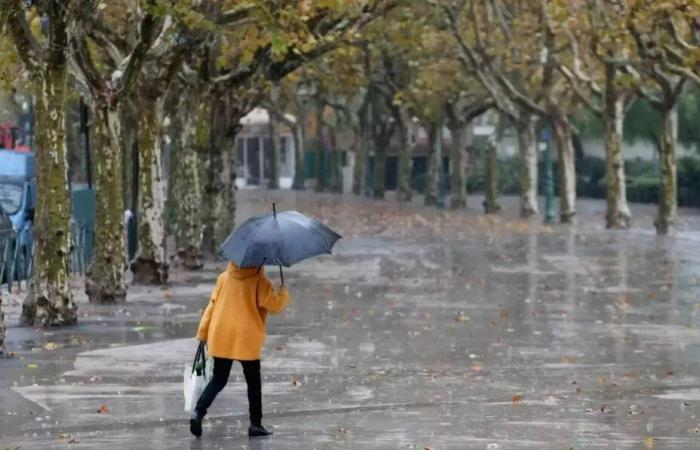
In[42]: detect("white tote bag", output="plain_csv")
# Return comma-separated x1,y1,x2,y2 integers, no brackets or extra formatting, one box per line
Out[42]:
183,342,212,413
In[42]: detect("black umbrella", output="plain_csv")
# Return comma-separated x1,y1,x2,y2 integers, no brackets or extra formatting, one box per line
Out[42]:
219,203,341,283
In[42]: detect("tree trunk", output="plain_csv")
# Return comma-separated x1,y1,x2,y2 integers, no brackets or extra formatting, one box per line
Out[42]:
551,112,577,223
604,67,631,229
656,104,678,235
224,135,238,240
120,101,139,213
86,102,127,304
202,99,227,256
448,124,467,209
170,97,203,270
315,104,326,192
352,108,370,196
326,123,340,193
21,61,77,326
130,97,168,284
396,111,413,202
424,123,440,206
267,117,279,189
516,115,539,218
291,116,306,190
483,138,501,214
372,129,387,200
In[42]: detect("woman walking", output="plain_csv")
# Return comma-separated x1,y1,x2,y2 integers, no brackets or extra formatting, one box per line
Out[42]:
190,262,290,438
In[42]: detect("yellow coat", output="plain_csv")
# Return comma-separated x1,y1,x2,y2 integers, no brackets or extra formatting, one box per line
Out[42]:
196,263,290,360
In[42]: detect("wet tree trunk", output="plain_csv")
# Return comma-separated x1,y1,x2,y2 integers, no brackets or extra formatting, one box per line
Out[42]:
603,65,631,229
352,106,370,196
315,103,326,193
224,135,238,240
483,139,501,214
130,97,168,284
267,118,279,189
372,128,388,200
655,104,678,235
120,101,139,213
22,64,77,326
448,124,467,210
202,99,226,256
291,114,306,190
329,127,343,193
6,0,77,326
170,96,203,269
424,123,440,206
551,111,577,223
86,102,127,303
515,115,539,218
396,109,413,202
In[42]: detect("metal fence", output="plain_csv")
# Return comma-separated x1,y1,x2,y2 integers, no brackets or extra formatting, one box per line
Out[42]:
0,229,30,292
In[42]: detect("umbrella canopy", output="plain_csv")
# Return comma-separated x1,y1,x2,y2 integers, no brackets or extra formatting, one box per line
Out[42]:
220,209,341,269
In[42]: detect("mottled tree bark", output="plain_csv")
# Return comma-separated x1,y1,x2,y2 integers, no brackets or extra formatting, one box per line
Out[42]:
120,101,139,213
396,109,413,202
483,139,501,214
656,105,678,235
447,123,467,210
551,111,577,224
201,99,225,256
86,102,127,303
169,96,203,270
515,115,539,218
7,0,78,326
130,97,168,284
424,123,441,207
603,65,631,229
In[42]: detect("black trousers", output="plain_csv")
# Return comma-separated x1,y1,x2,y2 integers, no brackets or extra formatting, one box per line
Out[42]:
195,357,262,426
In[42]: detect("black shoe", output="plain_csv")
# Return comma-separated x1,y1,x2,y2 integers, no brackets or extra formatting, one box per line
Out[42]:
248,424,273,437
190,412,203,437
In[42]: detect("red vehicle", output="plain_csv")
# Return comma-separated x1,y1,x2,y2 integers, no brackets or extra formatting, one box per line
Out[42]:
0,122,30,152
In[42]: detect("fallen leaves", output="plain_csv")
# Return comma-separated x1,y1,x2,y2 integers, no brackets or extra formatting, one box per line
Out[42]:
454,311,468,323
96,404,110,414
560,356,572,364
43,342,58,351
291,378,302,387
643,437,655,449
511,394,523,404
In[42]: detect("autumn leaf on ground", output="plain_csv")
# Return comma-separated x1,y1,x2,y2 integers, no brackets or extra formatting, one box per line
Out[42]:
163,289,174,300
455,311,468,322
291,378,302,387
512,394,523,404
644,437,655,448
96,404,110,413
499,309,509,320
617,293,632,308
43,342,58,350
560,356,572,364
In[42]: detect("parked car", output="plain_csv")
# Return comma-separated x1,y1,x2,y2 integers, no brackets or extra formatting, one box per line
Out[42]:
0,149,35,283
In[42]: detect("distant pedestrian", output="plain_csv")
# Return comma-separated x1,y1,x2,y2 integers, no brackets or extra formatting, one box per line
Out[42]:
190,262,290,438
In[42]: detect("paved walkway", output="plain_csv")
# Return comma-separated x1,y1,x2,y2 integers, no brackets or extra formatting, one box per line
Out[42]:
2,192,700,449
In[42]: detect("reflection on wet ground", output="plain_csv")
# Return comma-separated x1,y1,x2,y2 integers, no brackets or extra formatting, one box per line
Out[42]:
2,192,700,449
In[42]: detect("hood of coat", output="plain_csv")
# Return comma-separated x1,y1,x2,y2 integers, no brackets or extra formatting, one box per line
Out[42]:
226,262,262,280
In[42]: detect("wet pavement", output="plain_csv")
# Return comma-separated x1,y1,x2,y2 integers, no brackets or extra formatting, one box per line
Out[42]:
2,192,700,449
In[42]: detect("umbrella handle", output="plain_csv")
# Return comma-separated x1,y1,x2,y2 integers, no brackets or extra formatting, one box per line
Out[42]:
279,265,284,286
